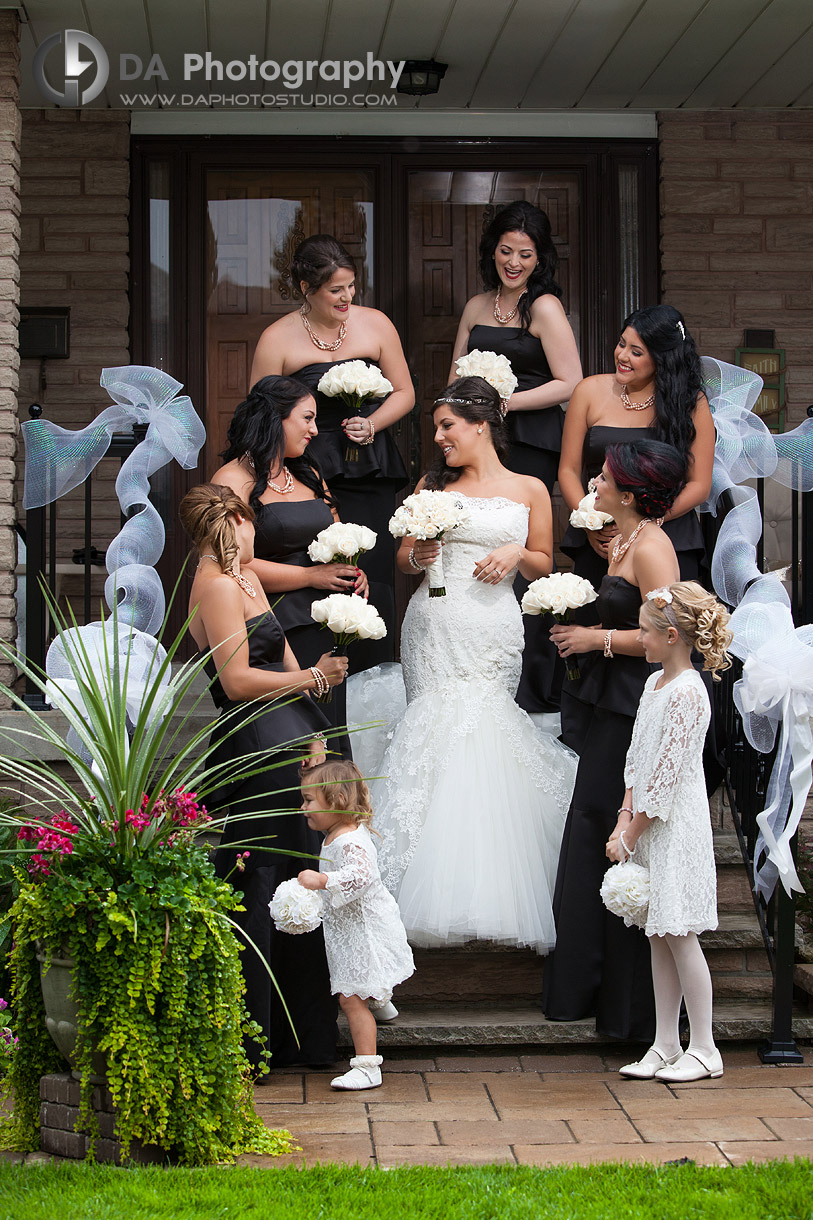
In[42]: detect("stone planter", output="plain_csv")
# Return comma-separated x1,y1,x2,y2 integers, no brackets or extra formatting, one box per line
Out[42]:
36,948,107,1082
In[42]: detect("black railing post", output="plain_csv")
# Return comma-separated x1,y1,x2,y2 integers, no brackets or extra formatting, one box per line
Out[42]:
23,404,48,710
759,859,804,1064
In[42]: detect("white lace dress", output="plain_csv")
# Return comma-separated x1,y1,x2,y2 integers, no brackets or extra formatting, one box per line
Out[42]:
624,668,718,937
320,825,415,1002
355,495,577,954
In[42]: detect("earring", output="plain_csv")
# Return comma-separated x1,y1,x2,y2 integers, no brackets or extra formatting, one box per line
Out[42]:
477,426,483,434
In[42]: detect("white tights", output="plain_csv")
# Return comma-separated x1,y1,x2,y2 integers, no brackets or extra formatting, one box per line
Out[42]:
649,932,716,1059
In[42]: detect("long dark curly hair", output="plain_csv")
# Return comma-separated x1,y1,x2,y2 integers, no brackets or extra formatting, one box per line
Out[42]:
622,304,704,459
220,375,335,512
479,201,562,332
424,377,508,490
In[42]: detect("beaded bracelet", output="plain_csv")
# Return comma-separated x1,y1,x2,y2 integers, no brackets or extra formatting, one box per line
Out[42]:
619,830,636,859
360,421,375,446
309,666,329,697
603,629,615,659
617,806,634,816
408,547,423,573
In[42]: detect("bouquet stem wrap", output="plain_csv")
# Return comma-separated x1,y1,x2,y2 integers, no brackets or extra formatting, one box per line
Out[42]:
426,548,447,598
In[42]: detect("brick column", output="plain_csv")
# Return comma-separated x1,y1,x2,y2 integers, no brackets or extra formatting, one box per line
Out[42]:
0,11,19,694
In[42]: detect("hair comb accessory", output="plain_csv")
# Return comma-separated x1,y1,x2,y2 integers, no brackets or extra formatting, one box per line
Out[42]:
499,398,509,419
434,394,493,408
646,587,673,609
676,321,685,340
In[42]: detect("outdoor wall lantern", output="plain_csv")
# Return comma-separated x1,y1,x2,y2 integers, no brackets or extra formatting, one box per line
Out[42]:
396,60,448,96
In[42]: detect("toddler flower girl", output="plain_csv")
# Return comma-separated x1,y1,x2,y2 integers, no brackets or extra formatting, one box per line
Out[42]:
297,760,414,1090
605,581,733,1083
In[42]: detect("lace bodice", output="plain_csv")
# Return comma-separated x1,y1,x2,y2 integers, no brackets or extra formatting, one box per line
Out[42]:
623,668,717,936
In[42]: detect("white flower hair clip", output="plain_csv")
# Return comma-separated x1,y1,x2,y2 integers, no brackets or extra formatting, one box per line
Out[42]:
676,321,685,340
646,587,673,609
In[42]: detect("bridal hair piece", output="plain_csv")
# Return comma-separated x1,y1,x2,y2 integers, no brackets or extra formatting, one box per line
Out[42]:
643,581,733,678
676,321,686,340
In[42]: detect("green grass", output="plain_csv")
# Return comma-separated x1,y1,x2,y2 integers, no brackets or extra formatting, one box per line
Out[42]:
0,1161,811,1220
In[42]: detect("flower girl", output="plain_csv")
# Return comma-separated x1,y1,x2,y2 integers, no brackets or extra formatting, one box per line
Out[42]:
297,760,414,1090
605,582,733,1083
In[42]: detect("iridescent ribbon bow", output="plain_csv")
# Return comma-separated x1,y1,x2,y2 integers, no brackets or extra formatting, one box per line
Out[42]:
730,590,813,898
23,366,205,634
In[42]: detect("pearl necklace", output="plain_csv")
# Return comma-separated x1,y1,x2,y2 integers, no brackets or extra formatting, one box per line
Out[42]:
621,386,656,412
300,307,346,352
493,288,525,325
199,555,257,597
267,465,295,495
611,516,662,563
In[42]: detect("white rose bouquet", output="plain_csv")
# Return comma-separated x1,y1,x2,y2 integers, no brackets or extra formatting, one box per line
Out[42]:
454,349,518,413
307,521,377,566
521,571,598,681
269,878,324,935
569,490,614,532
311,592,387,701
317,362,393,460
600,860,650,929
389,489,471,597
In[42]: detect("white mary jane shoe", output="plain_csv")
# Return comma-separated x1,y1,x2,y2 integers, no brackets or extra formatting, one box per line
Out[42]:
369,1000,399,1023
655,1048,723,1083
330,1055,383,1091
618,1047,682,1080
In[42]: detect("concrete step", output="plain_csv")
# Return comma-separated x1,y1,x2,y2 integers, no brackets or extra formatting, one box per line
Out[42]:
339,1001,813,1049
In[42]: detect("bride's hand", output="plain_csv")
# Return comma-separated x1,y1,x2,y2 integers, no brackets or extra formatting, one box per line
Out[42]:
315,652,349,687
473,544,522,584
412,540,441,568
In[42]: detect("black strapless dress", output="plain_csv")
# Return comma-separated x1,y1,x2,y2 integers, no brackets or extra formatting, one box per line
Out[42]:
542,576,655,1042
468,324,564,716
254,497,350,756
290,358,408,672
208,612,338,1068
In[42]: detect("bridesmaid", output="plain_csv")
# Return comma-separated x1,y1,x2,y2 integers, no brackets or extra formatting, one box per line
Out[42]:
249,235,415,668
557,305,715,753
450,200,582,724
211,375,366,755
542,439,684,1042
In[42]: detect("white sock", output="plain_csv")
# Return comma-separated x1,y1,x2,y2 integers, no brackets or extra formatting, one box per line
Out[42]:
664,931,716,1059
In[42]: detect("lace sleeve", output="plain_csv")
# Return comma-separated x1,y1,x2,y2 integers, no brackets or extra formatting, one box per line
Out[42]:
624,710,643,789
323,838,377,909
640,684,708,822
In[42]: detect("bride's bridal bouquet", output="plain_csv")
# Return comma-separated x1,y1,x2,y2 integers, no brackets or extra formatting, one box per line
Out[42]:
569,488,614,532
454,349,518,414
317,361,393,418
521,571,598,681
389,490,471,597
307,521,377,566
311,592,387,701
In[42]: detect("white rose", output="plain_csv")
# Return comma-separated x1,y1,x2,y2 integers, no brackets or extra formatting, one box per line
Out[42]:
547,591,568,616
308,537,334,564
330,526,361,558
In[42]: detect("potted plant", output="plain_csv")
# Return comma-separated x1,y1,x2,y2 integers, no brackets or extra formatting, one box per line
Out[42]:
0,598,315,1164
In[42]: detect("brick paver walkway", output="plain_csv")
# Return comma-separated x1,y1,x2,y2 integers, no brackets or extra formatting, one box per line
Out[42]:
242,1046,813,1168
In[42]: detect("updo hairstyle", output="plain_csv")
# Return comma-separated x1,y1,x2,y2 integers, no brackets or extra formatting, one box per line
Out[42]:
643,581,733,680
622,304,703,458
605,438,688,520
302,759,373,825
425,377,508,489
292,235,356,308
179,483,254,575
220,374,333,511
479,200,562,331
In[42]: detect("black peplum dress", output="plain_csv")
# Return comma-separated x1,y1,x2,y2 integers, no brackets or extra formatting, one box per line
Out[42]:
467,324,564,717
290,358,408,672
541,575,656,1041
208,612,338,1068
253,497,350,757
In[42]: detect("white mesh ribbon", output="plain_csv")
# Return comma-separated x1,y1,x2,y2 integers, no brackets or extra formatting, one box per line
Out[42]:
22,366,205,634
701,358,813,898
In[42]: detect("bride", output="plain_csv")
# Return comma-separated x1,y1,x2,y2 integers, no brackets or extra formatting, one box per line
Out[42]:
355,376,577,954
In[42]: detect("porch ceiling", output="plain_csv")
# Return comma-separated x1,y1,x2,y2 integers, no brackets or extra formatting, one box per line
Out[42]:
12,0,813,111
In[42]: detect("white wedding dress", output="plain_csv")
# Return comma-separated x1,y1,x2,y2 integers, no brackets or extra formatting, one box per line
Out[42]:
348,495,577,954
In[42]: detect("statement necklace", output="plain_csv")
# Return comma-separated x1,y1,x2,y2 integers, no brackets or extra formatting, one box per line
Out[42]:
621,386,656,412
611,517,662,563
493,288,525,325
300,307,346,352
267,465,295,495
199,555,257,598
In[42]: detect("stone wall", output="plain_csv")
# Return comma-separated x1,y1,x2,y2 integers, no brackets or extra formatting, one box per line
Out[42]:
0,11,20,689
659,109,813,428
17,108,130,573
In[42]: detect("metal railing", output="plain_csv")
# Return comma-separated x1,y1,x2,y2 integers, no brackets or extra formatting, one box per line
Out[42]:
21,404,145,711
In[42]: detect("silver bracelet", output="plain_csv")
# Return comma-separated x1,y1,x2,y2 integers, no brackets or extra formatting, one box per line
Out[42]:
619,830,635,859
359,420,375,446
408,547,423,573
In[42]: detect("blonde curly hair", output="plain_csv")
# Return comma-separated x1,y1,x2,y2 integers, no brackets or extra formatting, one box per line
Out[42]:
179,482,255,576
642,580,733,680
302,759,374,826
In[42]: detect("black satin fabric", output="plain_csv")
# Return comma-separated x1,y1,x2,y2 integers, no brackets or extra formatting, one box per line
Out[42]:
468,324,564,458
207,612,338,1068
542,576,656,1041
